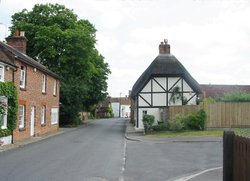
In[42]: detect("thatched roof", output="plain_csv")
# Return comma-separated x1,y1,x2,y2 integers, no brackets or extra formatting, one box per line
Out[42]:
131,54,201,98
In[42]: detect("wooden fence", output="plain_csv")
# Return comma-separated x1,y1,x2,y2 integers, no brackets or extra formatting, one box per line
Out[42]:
223,131,250,181
169,102,250,128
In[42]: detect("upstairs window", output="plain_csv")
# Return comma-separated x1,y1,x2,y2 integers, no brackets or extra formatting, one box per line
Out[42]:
42,74,46,93
0,65,4,82
20,65,26,88
53,79,57,96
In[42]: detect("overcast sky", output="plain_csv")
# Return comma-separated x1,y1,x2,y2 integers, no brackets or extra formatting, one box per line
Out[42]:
1,0,250,97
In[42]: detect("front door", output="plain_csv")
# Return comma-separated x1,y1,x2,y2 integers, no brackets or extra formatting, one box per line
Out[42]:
30,106,35,136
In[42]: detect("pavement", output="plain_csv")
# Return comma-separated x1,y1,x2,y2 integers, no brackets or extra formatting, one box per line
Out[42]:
1,119,222,181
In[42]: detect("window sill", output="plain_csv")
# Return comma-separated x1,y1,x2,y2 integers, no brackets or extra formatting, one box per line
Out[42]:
19,128,25,132
20,87,26,91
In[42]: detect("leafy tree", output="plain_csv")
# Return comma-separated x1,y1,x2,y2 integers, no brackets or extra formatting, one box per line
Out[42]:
219,91,250,102
10,3,110,125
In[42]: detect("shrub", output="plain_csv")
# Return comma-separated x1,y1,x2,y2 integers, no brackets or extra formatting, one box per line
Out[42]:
168,114,186,132
152,124,169,132
142,114,155,133
220,91,250,102
186,109,207,130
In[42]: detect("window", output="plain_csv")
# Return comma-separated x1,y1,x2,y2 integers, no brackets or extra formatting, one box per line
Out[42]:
51,108,58,125
41,106,46,125
20,65,26,88
142,110,147,117
42,74,46,93
53,80,57,96
0,65,4,82
0,96,8,129
19,105,25,129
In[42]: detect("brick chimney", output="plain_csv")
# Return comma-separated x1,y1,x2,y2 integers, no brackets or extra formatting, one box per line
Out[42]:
159,39,170,54
6,30,27,54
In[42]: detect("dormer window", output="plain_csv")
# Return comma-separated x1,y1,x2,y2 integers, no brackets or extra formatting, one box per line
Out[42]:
0,64,4,82
20,65,26,88
42,74,46,93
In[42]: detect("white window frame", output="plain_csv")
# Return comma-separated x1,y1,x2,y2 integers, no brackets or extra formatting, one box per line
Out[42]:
0,64,5,82
0,96,8,129
42,74,46,93
51,108,58,125
19,105,25,129
41,106,46,125
20,65,26,88
53,79,57,96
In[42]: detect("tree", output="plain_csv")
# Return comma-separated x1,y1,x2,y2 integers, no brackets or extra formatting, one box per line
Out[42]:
10,3,110,125
219,91,250,102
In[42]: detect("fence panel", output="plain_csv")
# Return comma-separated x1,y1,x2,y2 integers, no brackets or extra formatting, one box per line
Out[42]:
169,102,250,128
233,135,250,181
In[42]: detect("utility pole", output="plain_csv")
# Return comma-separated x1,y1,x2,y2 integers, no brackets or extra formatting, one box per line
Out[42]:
119,92,121,118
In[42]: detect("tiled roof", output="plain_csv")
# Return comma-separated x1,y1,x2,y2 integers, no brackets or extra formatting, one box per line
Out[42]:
200,84,250,99
0,41,60,79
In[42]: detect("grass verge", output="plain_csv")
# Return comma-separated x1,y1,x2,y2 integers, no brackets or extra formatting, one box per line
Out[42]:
147,130,224,137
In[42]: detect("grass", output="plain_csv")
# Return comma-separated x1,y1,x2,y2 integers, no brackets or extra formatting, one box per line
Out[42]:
147,128,250,138
147,130,224,137
233,128,250,137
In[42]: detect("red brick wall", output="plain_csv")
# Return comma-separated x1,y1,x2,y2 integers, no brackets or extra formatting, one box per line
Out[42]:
12,60,59,142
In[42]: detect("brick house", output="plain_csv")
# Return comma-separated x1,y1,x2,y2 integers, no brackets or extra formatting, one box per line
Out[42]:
0,31,60,142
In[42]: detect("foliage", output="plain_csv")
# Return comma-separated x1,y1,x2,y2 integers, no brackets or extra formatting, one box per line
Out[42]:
0,102,7,115
0,129,11,137
186,109,207,130
10,3,110,125
163,109,207,132
0,82,18,136
219,91,250,102
202,97,216,104
168,114,186,132
169,86,182,105
107,106,114,118
152,124,169,132
142,114,155,134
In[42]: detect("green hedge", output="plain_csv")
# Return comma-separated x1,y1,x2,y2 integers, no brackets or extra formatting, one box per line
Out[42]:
0,82,18,137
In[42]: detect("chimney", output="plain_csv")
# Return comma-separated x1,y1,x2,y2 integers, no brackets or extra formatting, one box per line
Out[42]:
6,30,28,54
159,39,170,54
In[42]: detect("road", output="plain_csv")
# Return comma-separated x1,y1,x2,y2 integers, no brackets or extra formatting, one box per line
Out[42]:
0,118,222,181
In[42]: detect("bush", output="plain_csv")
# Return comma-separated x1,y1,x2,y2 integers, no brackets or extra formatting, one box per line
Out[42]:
168,114,186,132
186,109,207,130
0,129,11,137
152,124,169,132
142,114,155,133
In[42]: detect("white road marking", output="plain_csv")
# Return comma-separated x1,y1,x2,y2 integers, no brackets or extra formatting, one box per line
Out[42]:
174,166,222,181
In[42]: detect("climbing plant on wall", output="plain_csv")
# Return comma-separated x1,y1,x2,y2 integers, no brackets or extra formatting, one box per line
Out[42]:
0,82,18,137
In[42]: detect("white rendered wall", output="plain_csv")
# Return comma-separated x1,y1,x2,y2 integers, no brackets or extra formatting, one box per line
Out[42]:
137,108,160,129
111,102,119,117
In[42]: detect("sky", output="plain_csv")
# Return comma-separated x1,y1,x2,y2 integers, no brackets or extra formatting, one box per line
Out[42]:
1,0,250,97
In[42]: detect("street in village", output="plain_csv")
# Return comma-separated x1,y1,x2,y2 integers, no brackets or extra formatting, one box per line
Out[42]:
0,118,222,181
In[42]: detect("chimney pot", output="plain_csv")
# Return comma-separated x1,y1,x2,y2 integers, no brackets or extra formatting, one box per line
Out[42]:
6,31,27,54
159,39,170,54
15,30,20,36
20,31,25,37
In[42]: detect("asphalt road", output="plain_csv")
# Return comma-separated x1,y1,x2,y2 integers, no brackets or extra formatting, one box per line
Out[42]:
0,119,127,181
0,118,222,181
